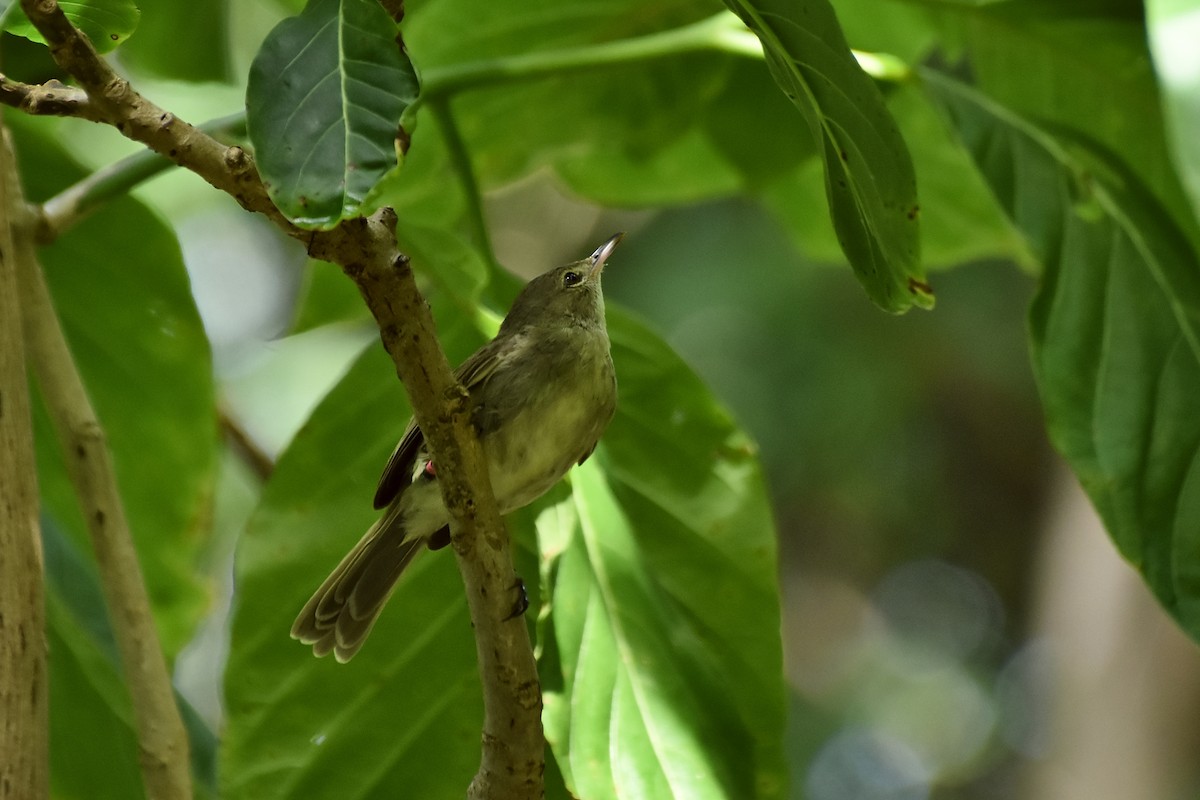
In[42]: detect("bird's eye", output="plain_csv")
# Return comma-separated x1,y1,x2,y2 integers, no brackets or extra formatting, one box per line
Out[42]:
562,270,582,288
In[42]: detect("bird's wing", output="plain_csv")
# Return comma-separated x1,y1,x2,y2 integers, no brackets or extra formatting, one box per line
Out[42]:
372,419,423,510
371,337,510,510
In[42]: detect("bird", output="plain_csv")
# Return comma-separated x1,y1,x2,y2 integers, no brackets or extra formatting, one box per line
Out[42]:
291,233,622,662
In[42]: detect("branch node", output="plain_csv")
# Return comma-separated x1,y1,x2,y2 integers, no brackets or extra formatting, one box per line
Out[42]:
222,145,249,172
378,205,398,230
103,77,130,104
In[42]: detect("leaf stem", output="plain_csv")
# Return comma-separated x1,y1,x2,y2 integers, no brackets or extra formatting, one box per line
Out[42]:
428,97,496,269
38,112,247,243
420,11,764,102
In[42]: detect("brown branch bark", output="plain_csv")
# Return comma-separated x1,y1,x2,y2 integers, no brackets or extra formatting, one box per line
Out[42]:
0,127,49,800
18,1,545,796
18,224,192,799
309,218,544,799
0,75,106,122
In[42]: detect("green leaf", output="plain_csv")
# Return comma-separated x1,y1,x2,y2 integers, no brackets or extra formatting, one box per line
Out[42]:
42,520,219,800
958,0,1200,247
246,0,419,228
10,115,218,658
537,310,787,800
221,327,487,800
118,0,230,82
2,0,140,53
923,70,1200,638
723,0,930,312
1146,0,1200,227
403,3,807,204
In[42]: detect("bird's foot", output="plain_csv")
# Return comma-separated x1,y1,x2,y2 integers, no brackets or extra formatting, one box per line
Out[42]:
502,577,530,621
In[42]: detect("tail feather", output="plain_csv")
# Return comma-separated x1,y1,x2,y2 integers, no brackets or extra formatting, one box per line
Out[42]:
292,512,425,662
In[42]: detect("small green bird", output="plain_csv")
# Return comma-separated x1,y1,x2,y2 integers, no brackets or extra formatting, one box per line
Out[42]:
292,233,622,662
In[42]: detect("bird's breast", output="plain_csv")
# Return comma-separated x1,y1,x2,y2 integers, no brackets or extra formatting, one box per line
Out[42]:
482,340,616,512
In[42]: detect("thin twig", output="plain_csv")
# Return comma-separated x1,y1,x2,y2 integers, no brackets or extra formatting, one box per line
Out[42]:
37,112,249,243
0,73,107,122
0,125,49,800
428,98,496,265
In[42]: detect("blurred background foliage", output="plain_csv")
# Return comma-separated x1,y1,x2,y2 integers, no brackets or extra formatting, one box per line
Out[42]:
7,0,1200,797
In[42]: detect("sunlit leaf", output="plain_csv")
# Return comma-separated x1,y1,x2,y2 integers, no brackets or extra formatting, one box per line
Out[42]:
960,0,1200,246
724,0,930,311
537,310,787,800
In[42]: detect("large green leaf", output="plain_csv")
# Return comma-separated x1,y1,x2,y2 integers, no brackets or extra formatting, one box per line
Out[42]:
1146,0,1200,227
2,0,140,53
246,0,419,228
221,327,487,800
10,115,217,657
923,71,1200,636
537,310,786,800
724,0,930,312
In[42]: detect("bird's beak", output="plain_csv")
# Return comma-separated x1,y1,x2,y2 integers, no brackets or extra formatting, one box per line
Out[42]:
587,232,624,279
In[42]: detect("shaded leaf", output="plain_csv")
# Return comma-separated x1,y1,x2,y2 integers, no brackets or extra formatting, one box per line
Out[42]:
762,82,1025,269
924,70,1200,637
221,328,487,800
246,0,419,228
724,0,930,311
42,519,219,800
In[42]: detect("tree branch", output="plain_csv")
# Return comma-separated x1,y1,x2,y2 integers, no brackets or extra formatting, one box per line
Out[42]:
36,112,248,244
18,1,545,795
18,0,295,234
18,219,192,799
309,215,544,799
0,74,107,122
0,125,49,800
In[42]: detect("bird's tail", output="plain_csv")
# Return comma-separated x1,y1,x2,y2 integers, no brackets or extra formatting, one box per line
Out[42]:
291,509,423,662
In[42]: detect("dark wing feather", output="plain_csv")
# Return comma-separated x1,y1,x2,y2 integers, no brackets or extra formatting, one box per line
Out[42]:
372,419,424,509
371,337,510,510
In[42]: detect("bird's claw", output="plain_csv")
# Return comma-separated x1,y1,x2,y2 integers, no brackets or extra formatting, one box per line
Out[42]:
502,577,529,621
